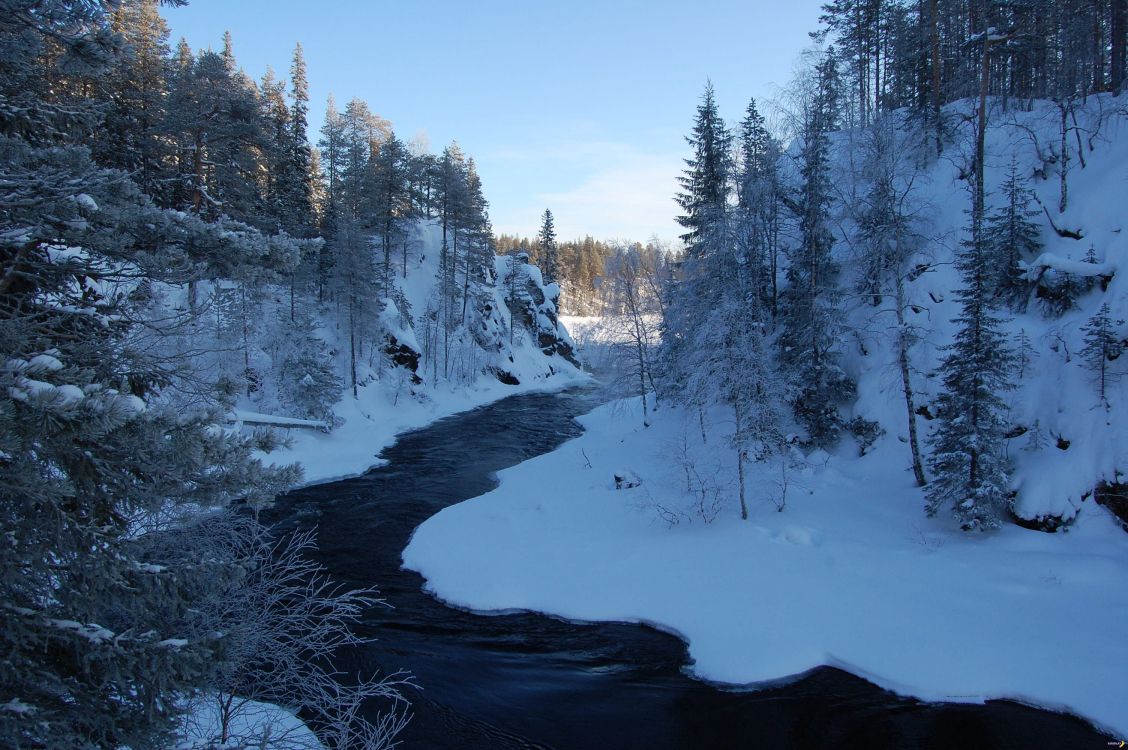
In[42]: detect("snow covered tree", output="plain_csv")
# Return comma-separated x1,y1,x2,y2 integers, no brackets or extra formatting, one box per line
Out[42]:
371,131,410,295
1079,302,1124,406
853,115,927,484
95,0,174,206
537,208,559,284
778,50,853,447
983,157,1042,309
737,96,783,317
601,243,663,426
926,217,1016,531
281,42,315,239
0,7,304,746
331,214,381,398
173,519,412,750
676,81,732,258
317,94,345,296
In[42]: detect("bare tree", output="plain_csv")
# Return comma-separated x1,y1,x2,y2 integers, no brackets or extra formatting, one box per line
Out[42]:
598,243,666,425
160,516,414,750
849,114,932,486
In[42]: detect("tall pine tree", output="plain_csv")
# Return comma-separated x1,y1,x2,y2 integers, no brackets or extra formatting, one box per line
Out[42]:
926,215,1016,530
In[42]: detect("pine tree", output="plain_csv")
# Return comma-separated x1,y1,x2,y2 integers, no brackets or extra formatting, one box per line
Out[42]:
0,8,304,746
96,0,173,204
676,81,732,257
736,96,782,315
1079,302,1124,406
983,157,1042,309
283,42,315,238
372,131,410,295
779,50,853,446
537,208,559,284
926,217,1016,531
317,95,345,297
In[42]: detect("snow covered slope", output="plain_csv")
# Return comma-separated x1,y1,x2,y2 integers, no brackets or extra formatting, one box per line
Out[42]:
403,95,1128,737
252,219,585,485
835,96,1128,523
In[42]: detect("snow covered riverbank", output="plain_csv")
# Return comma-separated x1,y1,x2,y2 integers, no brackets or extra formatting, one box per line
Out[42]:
403,396,1128,738
263,368,591,487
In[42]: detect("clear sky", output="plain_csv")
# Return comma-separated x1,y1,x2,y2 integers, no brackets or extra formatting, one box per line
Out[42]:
160,1,825,242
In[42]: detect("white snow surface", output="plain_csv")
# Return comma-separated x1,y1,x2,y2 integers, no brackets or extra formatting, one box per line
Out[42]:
176,696,321,750
404,397,1128,737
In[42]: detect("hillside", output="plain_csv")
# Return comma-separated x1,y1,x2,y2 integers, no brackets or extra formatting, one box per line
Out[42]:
257,218,584,484
403,94,1128,739
834,96,1128,524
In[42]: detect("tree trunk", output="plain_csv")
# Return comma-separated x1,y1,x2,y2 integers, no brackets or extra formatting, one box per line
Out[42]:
1112,0,1127,94
735,402,747,520
930,0,942,155
895,278,927,486
349,292,358,398
975,30,991,232
1059,100,1070,213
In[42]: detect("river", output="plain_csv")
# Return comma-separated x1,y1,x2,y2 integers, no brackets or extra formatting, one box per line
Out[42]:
266,386,1110,749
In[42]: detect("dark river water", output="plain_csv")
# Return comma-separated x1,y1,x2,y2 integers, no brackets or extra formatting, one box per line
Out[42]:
266,386,1112,749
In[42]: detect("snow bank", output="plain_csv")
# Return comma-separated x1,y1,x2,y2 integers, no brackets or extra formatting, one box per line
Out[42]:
403,398,1128,737
177,696,321,749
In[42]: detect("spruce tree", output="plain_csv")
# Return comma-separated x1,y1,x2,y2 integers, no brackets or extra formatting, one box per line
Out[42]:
1079,302,1124,406
926,217,1016,531
316,95,345,297
736,96,781,314
537,208,559,284
676,81,732,257
283,42,315,238
983,157,1042,309
372,131,410,295
778,50,853,446
0,7,303,746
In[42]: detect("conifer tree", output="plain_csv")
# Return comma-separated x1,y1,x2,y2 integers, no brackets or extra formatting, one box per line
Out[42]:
283,42,315,238
1080,302,1124,406
0,7,304,746
96,0,173,205
983,157,1042,309
372,131,410,295
779,50,853,446
926,217,1016,531
737,96,782,316
676,81,732,257
537,208,559,285
317,95,345,296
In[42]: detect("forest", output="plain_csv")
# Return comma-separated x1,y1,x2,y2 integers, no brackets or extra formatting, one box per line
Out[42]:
3,0,1128,747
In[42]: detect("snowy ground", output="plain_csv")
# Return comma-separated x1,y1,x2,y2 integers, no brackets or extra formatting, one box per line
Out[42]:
403,396,1128,738
176,696,320,750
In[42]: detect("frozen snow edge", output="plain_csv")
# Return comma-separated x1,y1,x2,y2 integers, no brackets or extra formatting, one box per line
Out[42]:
403,397,1128,739
414,574,1120,738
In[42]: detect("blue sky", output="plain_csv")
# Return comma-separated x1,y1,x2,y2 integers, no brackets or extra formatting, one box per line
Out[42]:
161,1,824,241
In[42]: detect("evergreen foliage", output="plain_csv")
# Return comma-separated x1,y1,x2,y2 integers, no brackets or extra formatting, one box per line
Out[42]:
1079,302,1124,405
778,51,854,447
676,82,733,257
925,218,1016,530
537,208,559,284
983,158,1042,309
